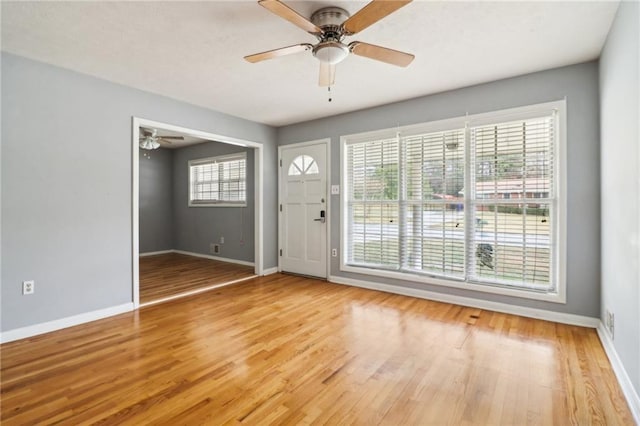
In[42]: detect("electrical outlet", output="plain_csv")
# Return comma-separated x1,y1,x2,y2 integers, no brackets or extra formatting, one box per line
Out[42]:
23,280,34,295
332,248,338,257
210,243,221,255
606,310,615,339
220,236,225,244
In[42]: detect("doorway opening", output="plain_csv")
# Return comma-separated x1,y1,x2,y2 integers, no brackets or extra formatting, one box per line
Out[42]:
132,117,264,308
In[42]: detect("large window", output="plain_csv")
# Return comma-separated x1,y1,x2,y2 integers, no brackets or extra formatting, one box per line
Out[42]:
342,101,565,301
189,153,247,207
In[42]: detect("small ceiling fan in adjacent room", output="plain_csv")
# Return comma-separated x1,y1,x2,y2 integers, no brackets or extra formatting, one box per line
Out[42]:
244,0,415,86
139,128,184,150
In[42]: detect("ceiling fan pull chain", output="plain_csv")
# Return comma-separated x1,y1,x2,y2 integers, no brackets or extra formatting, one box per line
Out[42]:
328,85,332,103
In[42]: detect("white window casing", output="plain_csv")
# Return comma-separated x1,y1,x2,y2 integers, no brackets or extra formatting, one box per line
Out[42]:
341,100,567,303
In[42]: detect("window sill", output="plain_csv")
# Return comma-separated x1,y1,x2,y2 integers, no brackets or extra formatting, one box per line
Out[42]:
339,264,566,304
188,203,247,208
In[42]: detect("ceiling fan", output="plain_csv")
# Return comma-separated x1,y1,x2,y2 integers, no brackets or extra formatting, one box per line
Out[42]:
139,128,184,150
244,0,415,86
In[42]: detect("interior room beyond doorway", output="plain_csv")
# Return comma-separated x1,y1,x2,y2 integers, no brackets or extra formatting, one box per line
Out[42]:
133,117,264,307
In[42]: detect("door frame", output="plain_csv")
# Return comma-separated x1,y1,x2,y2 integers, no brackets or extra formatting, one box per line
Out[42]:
278,139,331,278
132,117,264,308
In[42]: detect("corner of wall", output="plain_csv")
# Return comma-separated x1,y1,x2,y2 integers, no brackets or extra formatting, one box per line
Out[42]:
597,322,640,423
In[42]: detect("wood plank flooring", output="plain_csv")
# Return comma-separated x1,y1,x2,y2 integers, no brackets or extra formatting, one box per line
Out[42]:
1,274,634,425
139,253,255,304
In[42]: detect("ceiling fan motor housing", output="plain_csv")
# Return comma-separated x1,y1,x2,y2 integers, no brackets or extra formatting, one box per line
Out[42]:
311,7,351,64
310,7,350,36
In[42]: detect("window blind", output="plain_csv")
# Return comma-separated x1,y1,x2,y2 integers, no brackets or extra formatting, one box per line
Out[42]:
189,153,246,206
344,107,559,294
470,116,554,290
404,130,465,278
347,138,400,268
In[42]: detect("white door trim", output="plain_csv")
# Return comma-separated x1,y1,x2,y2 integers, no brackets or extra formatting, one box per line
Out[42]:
132,117,264,309
278,139,331,279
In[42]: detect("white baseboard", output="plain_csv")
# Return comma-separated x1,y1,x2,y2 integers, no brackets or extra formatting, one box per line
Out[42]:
328,275,599,328
0,303,134,344
172,250,254,267
262,267,278,276
597,323,640,424
139,250,173,257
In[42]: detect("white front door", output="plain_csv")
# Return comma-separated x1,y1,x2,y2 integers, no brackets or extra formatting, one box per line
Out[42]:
279,142,328,278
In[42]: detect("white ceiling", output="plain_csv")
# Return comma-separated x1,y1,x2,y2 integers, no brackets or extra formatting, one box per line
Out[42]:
2,1,619,127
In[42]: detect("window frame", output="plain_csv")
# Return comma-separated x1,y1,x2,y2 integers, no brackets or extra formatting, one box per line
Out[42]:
340,100,567,303
188,152,247,207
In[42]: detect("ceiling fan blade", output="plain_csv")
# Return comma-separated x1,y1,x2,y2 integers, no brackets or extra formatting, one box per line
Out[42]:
349,41,414,67
259,0,322,34
158,136,184,140
158,138,173,144
245,43,313,63
342,0,412,35
319,62,336,87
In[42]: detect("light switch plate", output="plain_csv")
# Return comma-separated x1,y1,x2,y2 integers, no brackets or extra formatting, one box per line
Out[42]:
331,185,340,195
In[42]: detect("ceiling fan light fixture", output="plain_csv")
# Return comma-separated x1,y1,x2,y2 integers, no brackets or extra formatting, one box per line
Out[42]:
140,136,161,150
313,42,349,65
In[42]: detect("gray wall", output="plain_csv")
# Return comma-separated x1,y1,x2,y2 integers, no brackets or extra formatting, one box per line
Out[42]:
173,143,255,262
278,61,601,317
139,147,174,253
1,53,277,332
599,1,640,398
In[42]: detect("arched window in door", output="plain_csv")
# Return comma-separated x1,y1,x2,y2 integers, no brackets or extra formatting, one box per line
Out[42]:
288,154,319,176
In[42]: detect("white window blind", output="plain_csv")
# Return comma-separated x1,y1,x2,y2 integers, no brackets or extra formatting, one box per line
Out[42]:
470,116,554,290
347,138,400,268
404,129,466,278
189,153,246,206
344,104,561,297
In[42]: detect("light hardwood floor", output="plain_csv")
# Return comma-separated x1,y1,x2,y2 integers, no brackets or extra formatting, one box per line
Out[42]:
139,252,256,304
1,274,634,424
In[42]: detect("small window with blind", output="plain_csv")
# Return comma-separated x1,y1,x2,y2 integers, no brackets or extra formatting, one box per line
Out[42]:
188,153,247,207
342,100,566,302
